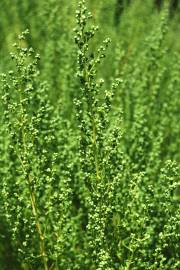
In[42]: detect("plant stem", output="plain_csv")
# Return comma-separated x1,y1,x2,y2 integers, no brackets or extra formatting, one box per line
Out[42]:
18,96,48,270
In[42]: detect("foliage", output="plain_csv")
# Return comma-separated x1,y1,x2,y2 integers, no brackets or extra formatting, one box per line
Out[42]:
0,0,179,269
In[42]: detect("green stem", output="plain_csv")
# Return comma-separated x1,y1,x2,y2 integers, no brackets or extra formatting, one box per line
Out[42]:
18,93,48,270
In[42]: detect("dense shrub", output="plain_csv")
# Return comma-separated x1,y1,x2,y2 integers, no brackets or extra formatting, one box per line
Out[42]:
0,0,179,269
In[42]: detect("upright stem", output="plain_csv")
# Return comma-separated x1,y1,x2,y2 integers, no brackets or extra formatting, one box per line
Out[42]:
18,95,48,270
84,55,101,182
92,117,101,181
17,153,48,270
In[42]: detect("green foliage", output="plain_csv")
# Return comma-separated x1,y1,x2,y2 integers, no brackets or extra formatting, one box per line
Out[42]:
0,0,179,269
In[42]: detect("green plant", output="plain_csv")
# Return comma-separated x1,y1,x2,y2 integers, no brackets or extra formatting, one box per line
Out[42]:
0,0,179,269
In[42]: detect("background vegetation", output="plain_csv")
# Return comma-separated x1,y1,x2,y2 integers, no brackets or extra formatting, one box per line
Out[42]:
0,0,179,269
